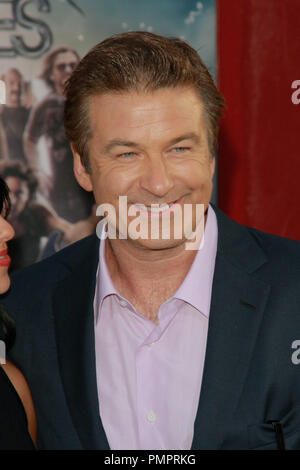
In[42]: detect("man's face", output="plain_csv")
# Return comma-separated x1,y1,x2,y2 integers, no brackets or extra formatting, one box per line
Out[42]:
50,51,78,95
5,176,30,222
4,70,22,107
74,87,215,251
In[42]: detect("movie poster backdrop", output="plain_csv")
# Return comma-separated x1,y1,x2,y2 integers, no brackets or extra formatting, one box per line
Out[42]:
0,0,216,271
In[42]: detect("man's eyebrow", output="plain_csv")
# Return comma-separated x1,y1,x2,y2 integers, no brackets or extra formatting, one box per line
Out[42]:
103,140,140,153
103,133,200,153
167,133,200,147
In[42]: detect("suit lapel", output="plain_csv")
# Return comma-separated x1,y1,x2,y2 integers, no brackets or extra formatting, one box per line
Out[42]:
192,208,271,449
52,235,110,450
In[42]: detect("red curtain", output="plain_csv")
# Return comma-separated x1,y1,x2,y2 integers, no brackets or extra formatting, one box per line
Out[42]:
217,0,300,240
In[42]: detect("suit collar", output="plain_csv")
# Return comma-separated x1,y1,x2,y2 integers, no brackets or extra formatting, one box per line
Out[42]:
192,207,271,448
212,204,268,273
52,234,110,449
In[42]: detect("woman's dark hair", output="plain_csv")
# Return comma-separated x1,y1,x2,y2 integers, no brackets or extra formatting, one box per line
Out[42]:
0,304,15,352
0,177,15,352
0,177,11,217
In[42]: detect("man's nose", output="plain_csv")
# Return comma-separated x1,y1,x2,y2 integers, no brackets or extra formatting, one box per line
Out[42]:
0,216,15,243
140,155,174,197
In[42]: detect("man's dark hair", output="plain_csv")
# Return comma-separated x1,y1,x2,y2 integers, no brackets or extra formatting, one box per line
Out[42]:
64,31,226,171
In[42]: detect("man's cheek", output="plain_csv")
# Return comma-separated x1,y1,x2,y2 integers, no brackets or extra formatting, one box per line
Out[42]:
95,185,119,205
186,171,209,190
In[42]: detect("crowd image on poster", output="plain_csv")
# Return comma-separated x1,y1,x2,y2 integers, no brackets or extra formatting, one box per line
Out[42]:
0,0,216,271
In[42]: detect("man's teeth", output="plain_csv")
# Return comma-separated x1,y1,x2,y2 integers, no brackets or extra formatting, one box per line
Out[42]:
135,203,172,212
147,204,169,212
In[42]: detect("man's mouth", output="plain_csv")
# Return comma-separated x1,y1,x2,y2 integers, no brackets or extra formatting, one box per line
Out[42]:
133,198,181,214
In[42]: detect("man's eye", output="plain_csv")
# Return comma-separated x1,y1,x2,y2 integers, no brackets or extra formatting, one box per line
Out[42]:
172,147,189,153
119,152,136,158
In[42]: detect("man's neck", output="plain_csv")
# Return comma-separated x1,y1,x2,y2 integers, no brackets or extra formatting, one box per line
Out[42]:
102,207,209,322
105,237,198,322
105,209,208,283
108,236,197,280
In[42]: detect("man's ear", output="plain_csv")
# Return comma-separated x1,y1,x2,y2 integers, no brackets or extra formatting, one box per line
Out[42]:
72,148,93,192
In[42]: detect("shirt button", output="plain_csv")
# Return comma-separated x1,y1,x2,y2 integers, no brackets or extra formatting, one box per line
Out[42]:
147,411,156,423
147,342,154,348
119,300,127,307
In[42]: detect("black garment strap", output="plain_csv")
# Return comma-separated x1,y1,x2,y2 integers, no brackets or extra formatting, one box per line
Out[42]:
268,421,286,450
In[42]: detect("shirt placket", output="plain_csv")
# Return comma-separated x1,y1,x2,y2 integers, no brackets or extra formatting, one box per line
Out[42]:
135,301,178,449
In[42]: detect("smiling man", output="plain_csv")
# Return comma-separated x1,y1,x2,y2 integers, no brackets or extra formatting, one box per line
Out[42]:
73,86,215,324
76,89,211,248
3,32,300,450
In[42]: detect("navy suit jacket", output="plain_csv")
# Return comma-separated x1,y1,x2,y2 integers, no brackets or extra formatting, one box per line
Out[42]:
2,206,300,449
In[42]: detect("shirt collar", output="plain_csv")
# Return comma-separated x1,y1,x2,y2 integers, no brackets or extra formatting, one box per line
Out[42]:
96,204,218,322
171,204,218,317
95,229,119,323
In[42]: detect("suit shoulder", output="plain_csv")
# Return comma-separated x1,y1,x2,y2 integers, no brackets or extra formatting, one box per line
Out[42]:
213,206,300,279
247,226,300,279
8,234,99,295
248,226,300,256
213,205,300,261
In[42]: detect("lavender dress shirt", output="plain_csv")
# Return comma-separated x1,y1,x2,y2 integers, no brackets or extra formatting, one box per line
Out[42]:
94,204,218,449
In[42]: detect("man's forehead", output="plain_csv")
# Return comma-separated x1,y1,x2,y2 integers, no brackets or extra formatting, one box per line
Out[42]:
91,86,203,102
87,88,207,150
89,87,205,122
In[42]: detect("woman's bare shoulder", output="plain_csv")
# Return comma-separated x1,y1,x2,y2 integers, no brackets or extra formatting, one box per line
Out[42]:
1,361,37,446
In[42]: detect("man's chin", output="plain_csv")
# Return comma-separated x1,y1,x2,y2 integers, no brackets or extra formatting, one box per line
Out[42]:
124,235,189,252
